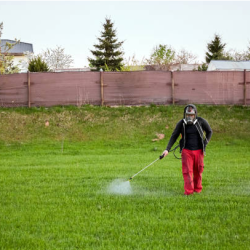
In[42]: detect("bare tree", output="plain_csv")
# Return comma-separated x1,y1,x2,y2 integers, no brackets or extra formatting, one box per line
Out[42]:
41,45,74,71
225,42,250,61
175,49,197,64
0,22,2,44
246,42,250,60
226,49,247,61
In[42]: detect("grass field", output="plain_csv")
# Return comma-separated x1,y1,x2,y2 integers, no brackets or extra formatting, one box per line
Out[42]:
0,105,250,249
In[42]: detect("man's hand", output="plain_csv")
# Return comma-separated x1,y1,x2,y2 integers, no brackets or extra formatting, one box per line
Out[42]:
162,150,169,157
160,150,169,159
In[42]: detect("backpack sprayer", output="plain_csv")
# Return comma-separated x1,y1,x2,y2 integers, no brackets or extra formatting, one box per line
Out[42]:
128,144,180,182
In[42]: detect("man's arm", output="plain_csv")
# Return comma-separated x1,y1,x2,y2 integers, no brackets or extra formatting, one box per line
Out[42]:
166,119,183,151
162,120,183,157
201,118,212,142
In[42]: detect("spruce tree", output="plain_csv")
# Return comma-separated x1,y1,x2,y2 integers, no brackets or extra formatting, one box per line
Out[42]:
206,34,226,63
88,18,124,71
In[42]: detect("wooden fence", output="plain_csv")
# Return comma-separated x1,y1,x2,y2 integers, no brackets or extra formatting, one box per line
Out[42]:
0,70,249,107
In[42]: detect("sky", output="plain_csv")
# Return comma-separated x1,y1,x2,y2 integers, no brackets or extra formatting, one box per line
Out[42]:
1,0,250,68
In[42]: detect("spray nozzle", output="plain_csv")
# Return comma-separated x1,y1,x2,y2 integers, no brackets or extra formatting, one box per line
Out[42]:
159,154,165,160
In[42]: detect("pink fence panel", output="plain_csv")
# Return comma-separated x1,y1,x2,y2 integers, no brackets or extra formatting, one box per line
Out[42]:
103,71,172,105
0,73,28,107
30,72,101,106
246,71,250,105
0,71,249,107
174,71,245,105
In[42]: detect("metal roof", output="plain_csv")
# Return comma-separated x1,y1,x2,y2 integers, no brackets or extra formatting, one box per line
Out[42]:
207,60,250,71
1,39,33,54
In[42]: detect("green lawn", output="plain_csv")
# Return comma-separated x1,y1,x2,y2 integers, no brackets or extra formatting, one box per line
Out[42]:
0,105,250,249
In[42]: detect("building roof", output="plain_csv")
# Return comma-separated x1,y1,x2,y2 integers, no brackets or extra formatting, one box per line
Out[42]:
54,68,91,72
0,39,33,55
145,63,201,71
207,60,250,71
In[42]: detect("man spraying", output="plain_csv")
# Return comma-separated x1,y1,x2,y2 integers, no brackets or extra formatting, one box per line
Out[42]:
162,104,212,195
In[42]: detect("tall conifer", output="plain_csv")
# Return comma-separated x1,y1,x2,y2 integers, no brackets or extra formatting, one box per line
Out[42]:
206,34,227,63
88,18,124,71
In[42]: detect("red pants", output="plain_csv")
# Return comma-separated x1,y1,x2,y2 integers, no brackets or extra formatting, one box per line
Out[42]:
181,149,204,195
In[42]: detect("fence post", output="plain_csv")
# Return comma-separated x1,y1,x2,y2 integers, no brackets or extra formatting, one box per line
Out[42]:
244,69,246,106
27,71,31,108
171,71,175,105
100,69,104,106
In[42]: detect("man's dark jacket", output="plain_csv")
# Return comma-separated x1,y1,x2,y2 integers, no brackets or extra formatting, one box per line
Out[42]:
166,104,213,154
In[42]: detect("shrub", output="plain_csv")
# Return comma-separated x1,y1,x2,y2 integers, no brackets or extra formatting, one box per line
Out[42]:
28,56,49,72
198,63,208,71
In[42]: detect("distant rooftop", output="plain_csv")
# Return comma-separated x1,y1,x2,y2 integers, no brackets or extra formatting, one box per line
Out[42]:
145,63,201,71
54,68,91,72
207,60,250,71
1,39,33,55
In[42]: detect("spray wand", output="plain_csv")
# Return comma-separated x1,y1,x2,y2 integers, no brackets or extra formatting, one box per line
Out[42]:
128,154,165,181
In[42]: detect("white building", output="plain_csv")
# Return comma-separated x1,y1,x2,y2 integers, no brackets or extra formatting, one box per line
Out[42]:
207,60,250,71
1,39,34,73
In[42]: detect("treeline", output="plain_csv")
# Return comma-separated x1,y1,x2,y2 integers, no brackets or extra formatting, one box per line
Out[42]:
1,19,250,74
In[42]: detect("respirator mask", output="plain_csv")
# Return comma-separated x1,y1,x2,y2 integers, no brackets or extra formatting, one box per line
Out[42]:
184,106,196,125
